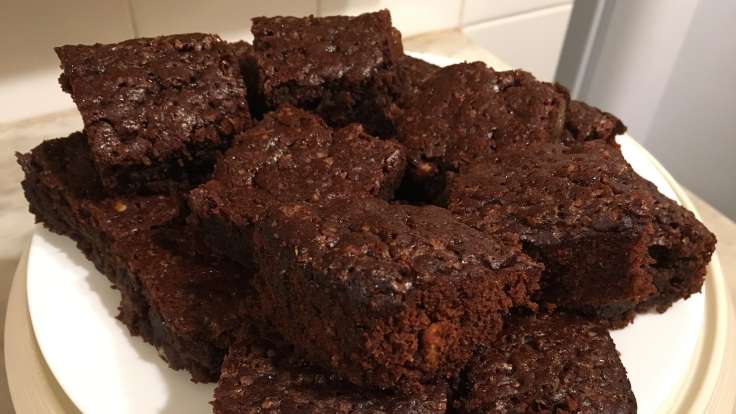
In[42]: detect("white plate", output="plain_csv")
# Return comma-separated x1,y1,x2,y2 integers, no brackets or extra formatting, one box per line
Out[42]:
26,54,713,414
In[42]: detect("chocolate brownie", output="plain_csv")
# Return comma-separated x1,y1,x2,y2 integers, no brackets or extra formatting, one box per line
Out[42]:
638,186,716,312
56,33,252,192
455,312,636,414
18,133,252,382
396,55,440,107
397,62,569,200
213,337,448,414
250,10,404,136
252,196,542,392
445,141,657,326
188,106,406,267
564,99,627,144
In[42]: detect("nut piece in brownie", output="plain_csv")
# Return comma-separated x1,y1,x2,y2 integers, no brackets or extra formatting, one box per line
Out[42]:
638,185,716,312
252,196,542,392
455,312,636,414
563,99,627,144
188,106,406,267
446,141,657,326
397,62,569,200
55,33,252,192
249,10,403,136
213,337,448,414
18,133,252,382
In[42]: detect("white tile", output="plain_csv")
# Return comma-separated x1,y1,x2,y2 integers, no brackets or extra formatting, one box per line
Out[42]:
462,0,572,25
463,5,573,81
130,0,318,42
0,0,135,123
319,0,462,37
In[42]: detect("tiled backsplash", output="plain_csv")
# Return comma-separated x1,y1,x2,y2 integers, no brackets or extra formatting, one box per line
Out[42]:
0,0,572,124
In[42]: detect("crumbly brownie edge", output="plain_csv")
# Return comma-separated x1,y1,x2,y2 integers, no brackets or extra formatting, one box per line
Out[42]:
18,141,225,382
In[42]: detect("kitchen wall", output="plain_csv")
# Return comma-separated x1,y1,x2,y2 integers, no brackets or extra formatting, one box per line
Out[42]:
0,0,572,124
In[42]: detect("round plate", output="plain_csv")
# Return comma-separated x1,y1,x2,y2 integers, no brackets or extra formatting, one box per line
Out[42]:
25,54,720,414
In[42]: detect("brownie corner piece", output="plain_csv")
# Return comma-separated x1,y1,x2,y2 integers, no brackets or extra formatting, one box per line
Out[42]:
447,141,657,326
187,106,406,266
55,33,252,192
252,196,542,392
456,312,636,414
213,336,448,414
638,187,716,312
250,10,404,136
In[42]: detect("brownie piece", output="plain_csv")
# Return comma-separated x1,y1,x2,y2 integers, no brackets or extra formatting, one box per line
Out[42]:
446,141,657,326
397,62,569,199
250,10,404,136
56,33,252,192
252,196,542,392
563,99,627,145
638,186,716,312
455,313,636,414
213,337,448,414
396,55,440,107
188,106,406,267
18,133,252,382
17,133,181,246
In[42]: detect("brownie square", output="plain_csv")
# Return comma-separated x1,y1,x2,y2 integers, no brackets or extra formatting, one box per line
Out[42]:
455,312,636,414
445,141,657,326
397,62,569,200
252,196,542,392
55,33,252,192
188,106,406,267
250,10,404,136
213,336,448,414
18,133,252,382
638,186,716,312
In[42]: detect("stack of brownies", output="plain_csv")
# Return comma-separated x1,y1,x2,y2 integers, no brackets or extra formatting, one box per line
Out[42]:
18,10,715,414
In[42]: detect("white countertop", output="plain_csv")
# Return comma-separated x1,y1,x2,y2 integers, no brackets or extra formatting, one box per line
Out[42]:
2,30,735,413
